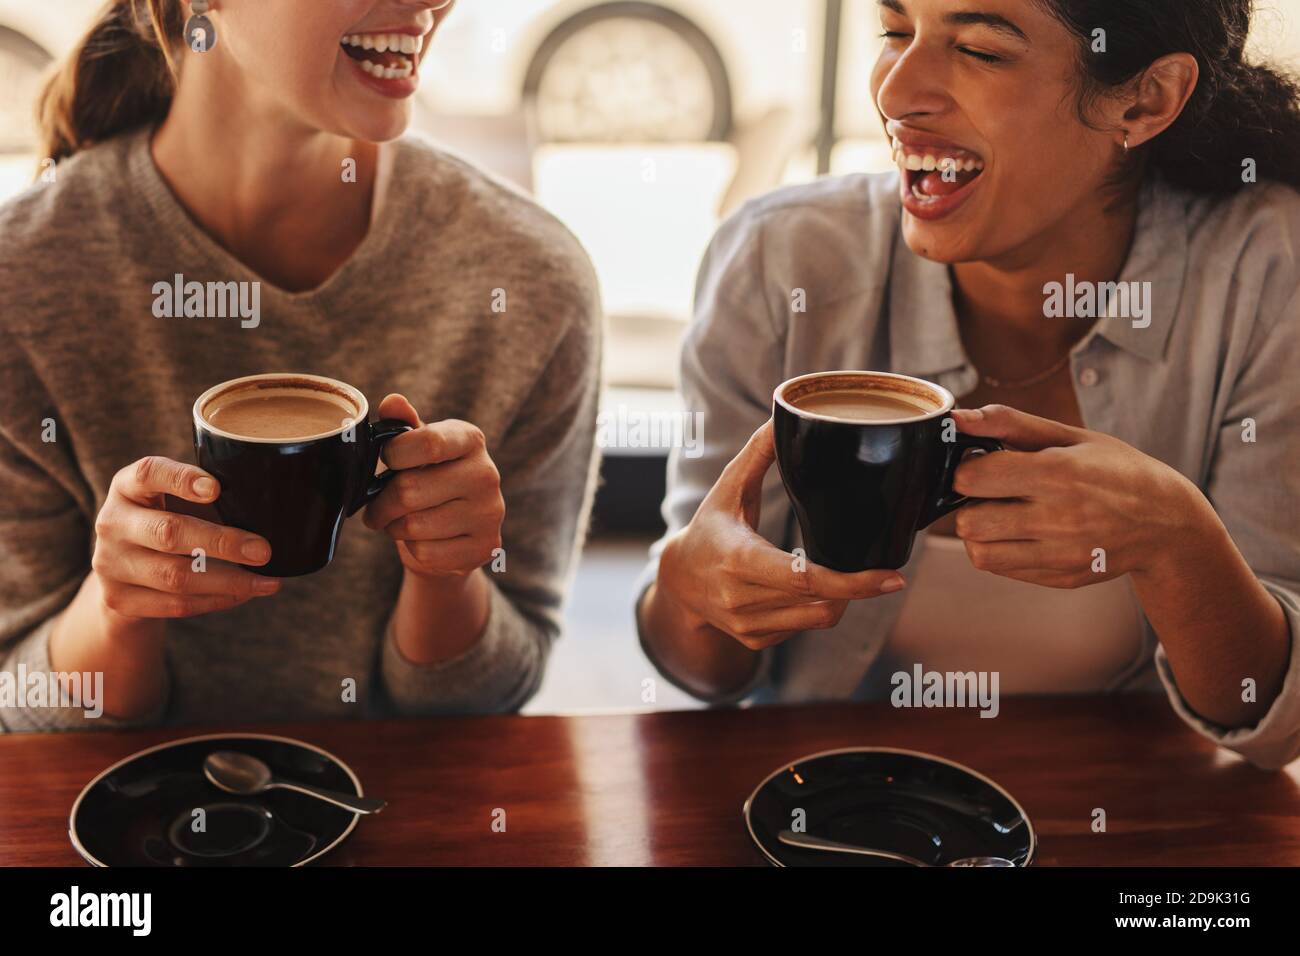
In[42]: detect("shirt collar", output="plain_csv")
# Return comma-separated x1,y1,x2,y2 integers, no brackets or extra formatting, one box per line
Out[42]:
888,173,1188,374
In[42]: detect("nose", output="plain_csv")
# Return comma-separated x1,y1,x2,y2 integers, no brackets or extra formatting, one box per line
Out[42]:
874,40,952,125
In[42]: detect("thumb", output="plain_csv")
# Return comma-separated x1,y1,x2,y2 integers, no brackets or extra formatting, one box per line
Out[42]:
950,404,1081,451
712,420,777,526
376,393,424,429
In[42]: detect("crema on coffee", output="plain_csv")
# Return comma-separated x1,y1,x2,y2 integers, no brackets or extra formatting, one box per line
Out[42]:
204,389,355,441
791,388,937,422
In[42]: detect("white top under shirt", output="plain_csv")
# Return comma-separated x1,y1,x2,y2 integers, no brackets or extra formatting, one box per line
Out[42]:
885,533,1149,694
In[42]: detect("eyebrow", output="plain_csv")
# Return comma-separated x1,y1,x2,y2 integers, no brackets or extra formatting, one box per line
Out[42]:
877,1,1031,43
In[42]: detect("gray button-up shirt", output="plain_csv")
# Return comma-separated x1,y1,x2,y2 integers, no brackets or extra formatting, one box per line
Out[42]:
639,170,1300,769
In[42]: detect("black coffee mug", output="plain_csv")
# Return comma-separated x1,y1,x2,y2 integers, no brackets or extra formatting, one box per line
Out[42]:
773,370,1002,572
193,373,412,577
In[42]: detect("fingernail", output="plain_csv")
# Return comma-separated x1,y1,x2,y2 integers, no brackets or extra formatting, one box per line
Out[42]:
242,540,271,563
254,578,280,595
880,576,906,593
193,477,218,498
954,408,984,421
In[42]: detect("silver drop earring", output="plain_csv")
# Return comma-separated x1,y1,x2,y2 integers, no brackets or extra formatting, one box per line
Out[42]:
186,0,217,54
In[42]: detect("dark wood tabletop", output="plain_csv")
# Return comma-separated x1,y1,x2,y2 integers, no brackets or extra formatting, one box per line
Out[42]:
1,695,1296,866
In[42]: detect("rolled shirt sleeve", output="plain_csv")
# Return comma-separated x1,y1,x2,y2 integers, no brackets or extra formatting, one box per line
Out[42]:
1155,287,1300,769
634,202,793,704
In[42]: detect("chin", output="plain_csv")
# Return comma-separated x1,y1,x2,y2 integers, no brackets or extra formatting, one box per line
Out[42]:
900,220,981,265
343,108,412,144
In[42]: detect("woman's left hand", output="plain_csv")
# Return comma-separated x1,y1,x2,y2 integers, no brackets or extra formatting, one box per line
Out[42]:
946,405,1207,588
363,394,505,581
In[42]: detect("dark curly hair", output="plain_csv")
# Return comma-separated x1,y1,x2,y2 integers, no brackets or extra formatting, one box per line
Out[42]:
1038,0,1300,193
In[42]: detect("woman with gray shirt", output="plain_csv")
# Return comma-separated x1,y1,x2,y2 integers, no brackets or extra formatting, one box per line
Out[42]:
639,0,1300,769
0,0,600,729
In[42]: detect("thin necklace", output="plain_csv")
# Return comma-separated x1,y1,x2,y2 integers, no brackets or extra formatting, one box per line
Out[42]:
974,350,1073,390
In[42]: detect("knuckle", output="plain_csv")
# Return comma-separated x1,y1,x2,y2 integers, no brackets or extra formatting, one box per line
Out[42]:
717,586,745,612
720,612,750,639
160,595,192,618
156,561,189,594
131,456,158,489
149,515,180,552
966,541,990,570
395,472,423,510
93,510,115,541
100,584,125,613
418,427,443,459
810,604,839,629
210,531,235,560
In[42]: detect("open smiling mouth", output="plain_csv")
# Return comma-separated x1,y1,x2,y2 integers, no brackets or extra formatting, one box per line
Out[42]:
340,32,426,82
891,135,986,219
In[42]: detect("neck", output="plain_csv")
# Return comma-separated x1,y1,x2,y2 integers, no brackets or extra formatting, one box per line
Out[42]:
150,52,378,289
951,181,1141,356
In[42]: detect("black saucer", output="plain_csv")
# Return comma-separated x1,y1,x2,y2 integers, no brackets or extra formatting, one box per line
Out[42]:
69,734,364,867
743,748,1035,867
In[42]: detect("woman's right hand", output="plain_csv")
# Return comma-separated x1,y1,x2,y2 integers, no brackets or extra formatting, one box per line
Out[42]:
92,456,281,621
654,421,906,651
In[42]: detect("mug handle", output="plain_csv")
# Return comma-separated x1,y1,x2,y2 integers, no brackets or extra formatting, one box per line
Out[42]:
920,432,1004,528
348,418,415,516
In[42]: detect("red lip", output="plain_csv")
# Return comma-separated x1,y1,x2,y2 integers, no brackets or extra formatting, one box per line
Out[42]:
899,166,986,221
346,24,432,37
340,22,434,95
887,124,987,222
344,56,420,99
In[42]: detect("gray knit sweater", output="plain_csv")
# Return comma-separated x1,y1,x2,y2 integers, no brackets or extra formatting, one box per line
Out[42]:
0,127,602,731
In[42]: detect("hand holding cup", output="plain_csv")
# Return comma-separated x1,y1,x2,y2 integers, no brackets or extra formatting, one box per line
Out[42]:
657,421,907,650
91,457,279,621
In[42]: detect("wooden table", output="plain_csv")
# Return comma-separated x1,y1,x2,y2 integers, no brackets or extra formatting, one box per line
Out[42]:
2,695,1297,866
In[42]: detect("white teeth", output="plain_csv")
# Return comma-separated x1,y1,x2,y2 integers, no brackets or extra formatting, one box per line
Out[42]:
894,146,986,174
357,56,413,79
911,182,941,202
342,33,424,54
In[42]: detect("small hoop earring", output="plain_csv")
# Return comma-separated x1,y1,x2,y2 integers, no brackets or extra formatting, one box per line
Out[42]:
186,0,217,54
1123,133,1130,153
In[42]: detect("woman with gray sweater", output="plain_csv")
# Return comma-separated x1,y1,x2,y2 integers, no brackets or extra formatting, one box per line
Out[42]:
0,0,601,730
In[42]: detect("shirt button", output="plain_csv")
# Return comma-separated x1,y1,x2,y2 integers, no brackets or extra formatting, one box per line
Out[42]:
1078,368,1100,387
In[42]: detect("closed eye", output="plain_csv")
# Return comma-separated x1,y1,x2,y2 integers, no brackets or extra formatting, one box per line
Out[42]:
880,32,1005,64
958,47,1003,63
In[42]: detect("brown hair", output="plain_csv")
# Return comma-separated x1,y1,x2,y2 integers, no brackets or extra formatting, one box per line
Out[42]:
1037,0,1300,193
38,0,185,165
